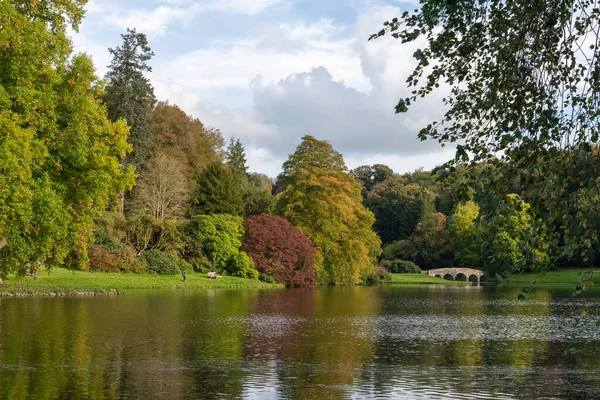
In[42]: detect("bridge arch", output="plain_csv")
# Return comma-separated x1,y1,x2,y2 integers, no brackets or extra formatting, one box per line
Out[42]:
427,267,485,283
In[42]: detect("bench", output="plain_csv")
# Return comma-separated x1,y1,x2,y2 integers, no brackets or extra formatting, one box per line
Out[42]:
207,271,222,279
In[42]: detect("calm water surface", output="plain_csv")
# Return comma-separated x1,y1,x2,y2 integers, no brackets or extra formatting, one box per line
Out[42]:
0,284,599,399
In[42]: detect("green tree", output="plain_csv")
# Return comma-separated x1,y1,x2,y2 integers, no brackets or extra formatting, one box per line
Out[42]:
448,201,483,267
0,1,134,276
275,137,381,284
364,175,425,244
104,28,156,172
193,162,244,216
410,211,451,269
226,138,248,183
482,194,550,278
352,164,394,195
371,2,600,262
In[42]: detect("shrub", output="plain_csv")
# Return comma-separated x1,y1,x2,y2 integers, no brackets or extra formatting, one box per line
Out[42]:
382,240,418,261
188,214,255,277
381,259,421,274
140,250,181,275
361,266,392,284
227,251,259,279
243,214,317,287
190,255,212,272
88,245,119,272
113,245,148,273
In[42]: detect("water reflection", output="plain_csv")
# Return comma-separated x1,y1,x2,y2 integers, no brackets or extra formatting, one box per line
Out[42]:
0,285,598,398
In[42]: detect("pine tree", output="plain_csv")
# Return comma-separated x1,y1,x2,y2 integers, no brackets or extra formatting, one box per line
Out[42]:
104,28,157,172
226,138,248,183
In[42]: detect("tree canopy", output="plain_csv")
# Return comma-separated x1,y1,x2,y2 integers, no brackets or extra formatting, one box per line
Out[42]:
243,214,317,287
104,28,156,172
0,0,133,275
275,136,381,284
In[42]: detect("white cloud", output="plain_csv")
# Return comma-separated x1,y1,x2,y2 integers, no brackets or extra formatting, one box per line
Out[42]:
155,19,369,94
100,0,283,38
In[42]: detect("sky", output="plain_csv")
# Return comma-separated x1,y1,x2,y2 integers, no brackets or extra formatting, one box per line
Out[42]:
72,0,456,177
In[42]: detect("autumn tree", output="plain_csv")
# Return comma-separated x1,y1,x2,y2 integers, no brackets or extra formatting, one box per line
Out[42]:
104,28,156,172
129,153,190,220
447,201,483,268
152,101,224,178
243,214,317,287
0,0,134,276
194,162,244,216
275,137,381,284
274,135,347,194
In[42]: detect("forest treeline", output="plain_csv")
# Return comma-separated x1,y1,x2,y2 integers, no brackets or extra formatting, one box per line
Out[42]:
1,1,596,286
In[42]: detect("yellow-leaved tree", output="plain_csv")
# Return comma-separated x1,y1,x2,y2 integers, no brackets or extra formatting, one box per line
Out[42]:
275,136,381,284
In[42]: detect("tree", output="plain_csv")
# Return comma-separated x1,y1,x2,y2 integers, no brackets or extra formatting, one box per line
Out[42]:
482,194,550,278
243,214,317,287
152,101,224,178
104,28,156,172
129,153,190,220
410,212,451,269
0,1,133,276
448,201,483,267
364,176,425,244
371,2,600,262
275,137,381,284
226,138,248,183
352,164,394,194
194,162,244,216
275,135,347,194
188,214,258,278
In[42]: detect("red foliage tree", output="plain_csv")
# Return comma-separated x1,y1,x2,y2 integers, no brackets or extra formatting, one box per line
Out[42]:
243,214,317,287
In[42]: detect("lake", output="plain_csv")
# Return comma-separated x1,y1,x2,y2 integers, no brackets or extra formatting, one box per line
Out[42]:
0,284,598,399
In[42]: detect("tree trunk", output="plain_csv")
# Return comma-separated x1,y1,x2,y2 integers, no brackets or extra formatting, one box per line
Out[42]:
0,237,6,250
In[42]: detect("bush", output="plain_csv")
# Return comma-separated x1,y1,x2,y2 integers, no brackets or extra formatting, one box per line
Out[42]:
140,250,181,275
361,266,392,284
227,251,259,279
381,259,421,274
382,240,418,261
190,255,212,272
88,245,119,272
113,245,147,273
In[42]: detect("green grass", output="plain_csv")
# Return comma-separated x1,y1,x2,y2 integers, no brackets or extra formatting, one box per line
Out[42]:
389,273,471,285
508,268,596,284
0,268,282,296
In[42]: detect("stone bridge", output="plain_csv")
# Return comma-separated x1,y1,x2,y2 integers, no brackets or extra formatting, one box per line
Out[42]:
426,268,486,283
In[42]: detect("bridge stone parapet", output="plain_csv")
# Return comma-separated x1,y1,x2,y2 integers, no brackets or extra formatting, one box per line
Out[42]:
426,268,485,283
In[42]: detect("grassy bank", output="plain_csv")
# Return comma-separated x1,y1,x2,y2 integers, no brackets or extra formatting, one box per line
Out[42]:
0,268,282,296
508,268,595,284
389,273,471,285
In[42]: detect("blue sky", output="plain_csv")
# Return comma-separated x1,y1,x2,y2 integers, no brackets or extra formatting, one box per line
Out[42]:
73,0,454,177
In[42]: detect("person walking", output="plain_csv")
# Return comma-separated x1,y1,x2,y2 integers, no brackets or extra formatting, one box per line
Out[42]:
181,269,187,283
